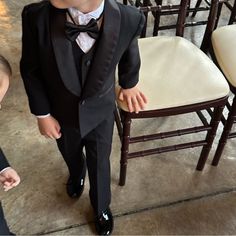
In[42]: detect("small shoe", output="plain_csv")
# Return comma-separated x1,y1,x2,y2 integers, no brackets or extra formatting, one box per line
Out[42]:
66,176,85,198
94,208,113,235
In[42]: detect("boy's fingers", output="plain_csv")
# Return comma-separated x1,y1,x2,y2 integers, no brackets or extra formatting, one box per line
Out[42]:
3,181,12,187
118,91,124,101
140,92,148,103
127,97,133,112
12,180,20,187
0,175,6,183
54,127,61,139
137,94,146,110
132,97,140,113
3,186,12,191
55,132,62,139
50,128,61,139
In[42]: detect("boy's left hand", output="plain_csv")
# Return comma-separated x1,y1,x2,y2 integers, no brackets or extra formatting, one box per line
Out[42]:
118,85,147,113
0,167,20,191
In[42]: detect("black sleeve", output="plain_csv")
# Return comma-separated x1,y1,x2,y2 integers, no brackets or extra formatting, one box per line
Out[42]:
0,148,10,171
118,11,145,89
20,6,51,116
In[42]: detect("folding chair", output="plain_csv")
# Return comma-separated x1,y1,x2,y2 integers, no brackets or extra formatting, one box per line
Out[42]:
115,0,230,186
210,24,236,165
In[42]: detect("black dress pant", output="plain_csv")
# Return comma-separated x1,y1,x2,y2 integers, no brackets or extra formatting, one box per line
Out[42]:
0,202,10,235
56,116,114,215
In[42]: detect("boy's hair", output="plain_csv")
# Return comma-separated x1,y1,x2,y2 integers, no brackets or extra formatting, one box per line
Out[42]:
0,55,12,78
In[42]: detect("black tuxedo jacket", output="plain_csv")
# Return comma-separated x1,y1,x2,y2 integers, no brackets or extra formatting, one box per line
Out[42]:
0,149,9,172
20,0,145,137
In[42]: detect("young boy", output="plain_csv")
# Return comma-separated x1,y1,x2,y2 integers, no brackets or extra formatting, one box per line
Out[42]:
20,0,147,234
0,55,21,235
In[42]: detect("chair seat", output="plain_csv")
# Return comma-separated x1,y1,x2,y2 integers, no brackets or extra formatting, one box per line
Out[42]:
116,36,229,112
212,24,236,88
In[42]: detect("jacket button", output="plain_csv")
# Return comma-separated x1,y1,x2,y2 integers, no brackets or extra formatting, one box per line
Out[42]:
85,60,91,67
80,100,85,105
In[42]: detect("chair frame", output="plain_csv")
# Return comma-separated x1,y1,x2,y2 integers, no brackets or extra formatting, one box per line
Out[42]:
224,0,236,24
207,47,236,166
192,0,235,27
123,0,221,37
115,0,228,186
212,91,236,165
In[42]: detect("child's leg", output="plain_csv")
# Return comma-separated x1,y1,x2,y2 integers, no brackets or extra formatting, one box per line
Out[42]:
0,202,11,235
56,126,86,181
84,115,114,216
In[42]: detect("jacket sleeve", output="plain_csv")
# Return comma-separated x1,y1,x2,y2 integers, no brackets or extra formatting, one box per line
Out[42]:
0,148,10,171
118,10,145,89
20,6,51,116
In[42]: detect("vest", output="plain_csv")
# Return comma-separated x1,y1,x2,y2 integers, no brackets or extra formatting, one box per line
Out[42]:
72,41,97,89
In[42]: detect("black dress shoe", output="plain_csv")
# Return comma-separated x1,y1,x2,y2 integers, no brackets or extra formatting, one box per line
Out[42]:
66,176,85,198
95,208,113,235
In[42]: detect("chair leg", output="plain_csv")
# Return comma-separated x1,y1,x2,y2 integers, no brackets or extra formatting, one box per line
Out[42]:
228,0,236,25
153,0,162,36
192,0,202,17
186,0,191,17
119,114,131,186
214,1,223,29
114,106,123,141
196,104,225,170
212,96,236,166
229,10,236,25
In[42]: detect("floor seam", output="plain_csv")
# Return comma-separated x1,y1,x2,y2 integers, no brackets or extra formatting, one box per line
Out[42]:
37,187,236,235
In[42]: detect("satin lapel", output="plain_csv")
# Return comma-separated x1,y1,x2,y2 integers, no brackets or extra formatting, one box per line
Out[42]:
50,5,81,96
81,0,121,100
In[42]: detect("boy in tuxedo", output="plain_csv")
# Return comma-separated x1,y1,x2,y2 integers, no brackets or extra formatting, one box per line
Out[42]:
20,0,147,234
0,55,21,235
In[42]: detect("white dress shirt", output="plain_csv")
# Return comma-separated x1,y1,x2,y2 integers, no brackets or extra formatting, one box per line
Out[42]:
0,167,11,174
67,1,104,53
37,1,104,118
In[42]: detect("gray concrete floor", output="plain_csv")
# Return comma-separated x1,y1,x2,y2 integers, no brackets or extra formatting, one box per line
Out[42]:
0,0,236,235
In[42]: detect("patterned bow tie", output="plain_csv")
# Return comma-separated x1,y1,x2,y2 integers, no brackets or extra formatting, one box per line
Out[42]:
65,18,100,41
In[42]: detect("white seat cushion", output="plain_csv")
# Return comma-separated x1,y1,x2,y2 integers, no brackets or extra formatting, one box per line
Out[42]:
116,36,229,112
212,24,236,87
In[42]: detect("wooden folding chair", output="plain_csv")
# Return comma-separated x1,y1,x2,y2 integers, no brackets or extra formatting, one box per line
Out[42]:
209,24,236,166
115,0,230,186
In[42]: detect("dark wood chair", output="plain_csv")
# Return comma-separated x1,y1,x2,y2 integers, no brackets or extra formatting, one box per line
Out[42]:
209,24,236,166
192,0,236,27
123,0,217,36
115,0,230,186
225,0,236,24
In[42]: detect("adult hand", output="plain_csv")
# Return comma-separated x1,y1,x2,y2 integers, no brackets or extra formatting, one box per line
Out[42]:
37,115,61,139
0,167,20,191
118,85,147,113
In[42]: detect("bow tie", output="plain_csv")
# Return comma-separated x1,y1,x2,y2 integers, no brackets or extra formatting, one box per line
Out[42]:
65,18,100,41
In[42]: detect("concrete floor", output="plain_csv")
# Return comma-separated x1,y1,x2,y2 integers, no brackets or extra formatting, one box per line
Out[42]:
0,0,236,235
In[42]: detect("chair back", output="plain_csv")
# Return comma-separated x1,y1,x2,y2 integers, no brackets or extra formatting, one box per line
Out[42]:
228,0,236,24
133,0,220,51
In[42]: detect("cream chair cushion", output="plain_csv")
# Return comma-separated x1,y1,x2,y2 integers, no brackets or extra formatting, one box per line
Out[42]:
212,24,236,87
116,36,229,112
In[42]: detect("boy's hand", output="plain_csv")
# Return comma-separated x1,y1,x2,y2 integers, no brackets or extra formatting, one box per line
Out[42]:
118,85,147,113
37,115,61,139
0,168,20,191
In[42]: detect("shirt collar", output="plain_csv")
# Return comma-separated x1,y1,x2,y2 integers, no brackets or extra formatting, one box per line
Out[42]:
68,0,104,20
